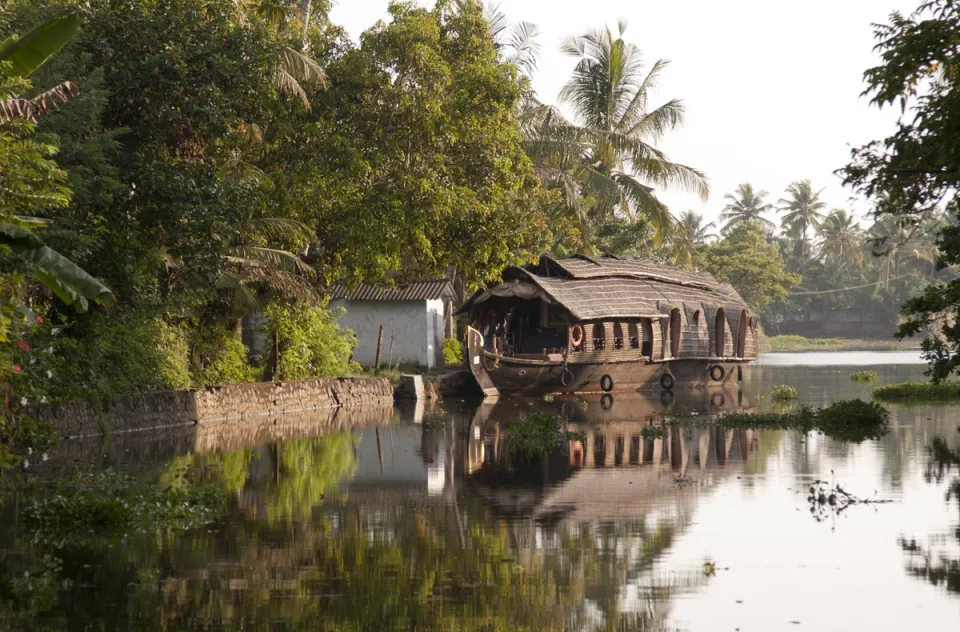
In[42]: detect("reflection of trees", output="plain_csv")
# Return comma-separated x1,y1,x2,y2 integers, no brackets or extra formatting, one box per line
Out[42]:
169,432,359,524
900,427,960,594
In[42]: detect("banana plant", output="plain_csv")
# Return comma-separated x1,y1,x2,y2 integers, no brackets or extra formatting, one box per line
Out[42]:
0,14,115,311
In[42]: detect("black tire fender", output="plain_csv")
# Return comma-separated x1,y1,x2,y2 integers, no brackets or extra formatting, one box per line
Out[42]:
600,374,614,392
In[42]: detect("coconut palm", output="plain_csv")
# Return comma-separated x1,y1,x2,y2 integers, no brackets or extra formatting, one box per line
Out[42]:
232,0,326,110
818,209,863,267
483,2,541,78
720,184,775,233
778,180,827,258
678,210,717,245
526,21,707,256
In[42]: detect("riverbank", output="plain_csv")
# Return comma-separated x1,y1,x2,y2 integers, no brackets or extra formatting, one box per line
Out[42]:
762,334,921,353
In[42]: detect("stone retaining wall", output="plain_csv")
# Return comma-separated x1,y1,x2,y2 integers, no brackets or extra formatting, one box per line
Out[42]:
33,378,393,439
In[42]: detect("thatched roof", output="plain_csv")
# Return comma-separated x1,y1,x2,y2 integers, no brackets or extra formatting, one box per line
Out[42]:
461,254,749,320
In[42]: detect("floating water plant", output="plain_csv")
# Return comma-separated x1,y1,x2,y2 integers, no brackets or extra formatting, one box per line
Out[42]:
770,384,799,401
640,425,669,440
719,399,889,443
873,382,960,402
850,370,878,383
508,413,584,459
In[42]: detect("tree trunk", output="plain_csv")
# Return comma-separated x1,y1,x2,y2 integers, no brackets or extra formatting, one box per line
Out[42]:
301,0,311,43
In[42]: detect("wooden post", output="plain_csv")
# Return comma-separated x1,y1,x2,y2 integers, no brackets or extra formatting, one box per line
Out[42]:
374,325,384,373
387,330,396,371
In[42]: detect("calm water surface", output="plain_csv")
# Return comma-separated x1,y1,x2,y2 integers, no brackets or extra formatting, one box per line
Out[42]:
2,354,959,630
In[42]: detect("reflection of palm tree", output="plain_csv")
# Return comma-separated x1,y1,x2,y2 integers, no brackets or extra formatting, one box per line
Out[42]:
721,183,775,233
778,180,827,258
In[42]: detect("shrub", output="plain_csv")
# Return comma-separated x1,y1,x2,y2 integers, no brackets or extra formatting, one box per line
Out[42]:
851,370,879,383
21,309,192,404
186,321,256,387
443,337,463,366
261,301,359,380
874,382,960,402
770,384,799,401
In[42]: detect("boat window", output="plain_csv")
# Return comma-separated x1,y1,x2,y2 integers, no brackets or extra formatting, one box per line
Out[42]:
628,322,640,350
593,323,606,351
613,323,624,350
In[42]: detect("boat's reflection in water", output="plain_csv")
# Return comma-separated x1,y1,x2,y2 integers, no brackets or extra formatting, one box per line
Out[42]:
458,385,760,524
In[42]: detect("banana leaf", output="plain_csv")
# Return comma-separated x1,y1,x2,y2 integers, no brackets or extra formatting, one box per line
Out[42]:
0,14,80,78
0,222,115,311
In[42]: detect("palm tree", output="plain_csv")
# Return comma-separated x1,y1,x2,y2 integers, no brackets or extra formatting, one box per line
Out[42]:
720,184,775,233
778,180,827,258
483,3,541,78
527,21,707,256
233,0,326,110
818,209,862,267
678,210,717,245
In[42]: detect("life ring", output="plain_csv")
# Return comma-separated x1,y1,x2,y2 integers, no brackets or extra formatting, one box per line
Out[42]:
561,368,574,386
600,393,614,410
600,374,614,392
660,390,675,406
660,373,675,391
570,324,584,347
710,392,726,408
710,365,725,382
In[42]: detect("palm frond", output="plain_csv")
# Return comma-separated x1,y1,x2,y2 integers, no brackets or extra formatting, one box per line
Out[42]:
240,217,313,243
227,246,314,275
0,80,78,123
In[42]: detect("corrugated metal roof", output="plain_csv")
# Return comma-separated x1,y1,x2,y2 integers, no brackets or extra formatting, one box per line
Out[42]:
330,279,456,302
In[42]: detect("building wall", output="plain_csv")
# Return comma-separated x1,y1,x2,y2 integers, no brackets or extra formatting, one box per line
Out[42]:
330,299,445,369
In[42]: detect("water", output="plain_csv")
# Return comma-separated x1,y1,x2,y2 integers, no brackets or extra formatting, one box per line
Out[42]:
2,353,959,630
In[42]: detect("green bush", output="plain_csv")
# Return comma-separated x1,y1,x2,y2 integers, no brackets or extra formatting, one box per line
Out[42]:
874,382,960,402
261,301,359,380
186,322,257,387
850,370,879,383
22,310,192,404
443,337,463,366
770,384,799,401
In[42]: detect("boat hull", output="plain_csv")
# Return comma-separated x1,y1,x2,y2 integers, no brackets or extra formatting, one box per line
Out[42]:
466,325,748,396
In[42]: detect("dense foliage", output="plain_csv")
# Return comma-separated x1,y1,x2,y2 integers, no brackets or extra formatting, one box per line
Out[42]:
838,0,960,380
702,220,800,311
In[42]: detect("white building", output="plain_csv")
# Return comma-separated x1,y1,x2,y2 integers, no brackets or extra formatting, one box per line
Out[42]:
330,279,457,370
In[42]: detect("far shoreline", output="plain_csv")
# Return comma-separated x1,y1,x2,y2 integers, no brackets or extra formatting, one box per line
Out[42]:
761,334,922,354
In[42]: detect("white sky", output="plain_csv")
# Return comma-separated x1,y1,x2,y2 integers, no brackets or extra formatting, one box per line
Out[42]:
330,0,922,228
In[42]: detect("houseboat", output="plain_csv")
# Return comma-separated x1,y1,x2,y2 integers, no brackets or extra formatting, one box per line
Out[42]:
459,254,759,396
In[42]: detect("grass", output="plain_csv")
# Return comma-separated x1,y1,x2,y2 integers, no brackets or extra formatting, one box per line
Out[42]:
851,370,879,383
361,364,447,385
873,382,960,402
770,384,799,401
765,335,919,352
